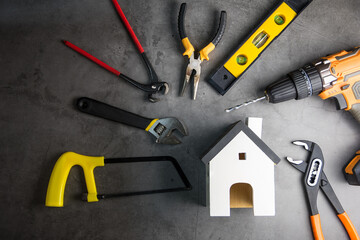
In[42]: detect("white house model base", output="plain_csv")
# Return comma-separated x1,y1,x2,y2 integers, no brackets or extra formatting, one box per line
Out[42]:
201,118,280,217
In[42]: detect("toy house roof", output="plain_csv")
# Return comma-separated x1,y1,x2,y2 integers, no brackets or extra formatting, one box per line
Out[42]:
201,121,281,165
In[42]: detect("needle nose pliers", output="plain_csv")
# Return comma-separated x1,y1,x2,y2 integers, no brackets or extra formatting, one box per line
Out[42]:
287,140,359,240
178,3,227,100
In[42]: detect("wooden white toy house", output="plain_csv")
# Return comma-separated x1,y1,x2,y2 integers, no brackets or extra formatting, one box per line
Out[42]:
201,118,280,216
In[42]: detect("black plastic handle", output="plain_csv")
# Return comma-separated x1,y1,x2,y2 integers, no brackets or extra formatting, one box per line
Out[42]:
350,103,360,123
178,3,226,46
178,3,187,40
77,97,153,130
211,11,227,46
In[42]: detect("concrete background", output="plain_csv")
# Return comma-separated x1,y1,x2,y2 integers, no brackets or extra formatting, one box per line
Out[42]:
1,0,360,239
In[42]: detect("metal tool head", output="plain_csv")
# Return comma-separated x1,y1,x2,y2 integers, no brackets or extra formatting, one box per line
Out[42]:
292,140,324,161
225,96,266,112
147,117,188,144
286,157,303,165
286,157,307,173
287,140,325,216
148,82,170,103
292,140,313,151
287,140,326,194
192,71,201,100
286,140,323,173
180,55,202,99
286,140,312,164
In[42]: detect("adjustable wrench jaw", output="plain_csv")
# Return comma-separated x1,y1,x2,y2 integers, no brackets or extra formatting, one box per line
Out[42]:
147,118,188,145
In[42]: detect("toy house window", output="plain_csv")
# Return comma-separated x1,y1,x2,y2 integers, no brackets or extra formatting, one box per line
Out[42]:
238,153,246,160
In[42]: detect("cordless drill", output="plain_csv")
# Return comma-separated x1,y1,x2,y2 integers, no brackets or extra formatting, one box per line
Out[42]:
226,47,360,185
226,47,360,123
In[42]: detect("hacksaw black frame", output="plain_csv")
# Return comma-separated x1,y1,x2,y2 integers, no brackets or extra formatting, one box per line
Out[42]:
93,156,192,200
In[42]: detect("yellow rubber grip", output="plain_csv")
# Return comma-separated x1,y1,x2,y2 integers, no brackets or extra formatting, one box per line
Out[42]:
181,37,195,58
45,152,104,207
145,118,158,131
199,42,215,61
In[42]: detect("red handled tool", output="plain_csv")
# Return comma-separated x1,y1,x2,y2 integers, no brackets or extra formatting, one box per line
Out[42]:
63,0,168,102
287,141,359,240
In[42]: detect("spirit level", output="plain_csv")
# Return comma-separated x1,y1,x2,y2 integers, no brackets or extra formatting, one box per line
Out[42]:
208,0,313,95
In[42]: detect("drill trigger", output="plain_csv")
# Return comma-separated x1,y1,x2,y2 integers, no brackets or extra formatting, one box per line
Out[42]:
331,94,348,110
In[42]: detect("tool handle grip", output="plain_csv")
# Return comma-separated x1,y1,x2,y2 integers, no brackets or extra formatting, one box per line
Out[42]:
112,0,144,54
63,40,121,76
344,151,360,185
210,11,227,47
178,3,194,58
338,212,360,240
45,152,104,207
77,97,153,130
350,103,360,123
199,11,226,61
311,214,324,240
178,3,187,40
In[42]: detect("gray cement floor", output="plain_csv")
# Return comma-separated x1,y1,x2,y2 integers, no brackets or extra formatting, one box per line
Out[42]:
1,0,360,239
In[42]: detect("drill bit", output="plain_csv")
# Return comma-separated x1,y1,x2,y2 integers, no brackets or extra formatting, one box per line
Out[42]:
225,96,266,112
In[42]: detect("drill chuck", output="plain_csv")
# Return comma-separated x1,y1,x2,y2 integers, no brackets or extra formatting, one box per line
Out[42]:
265,64,323,103
265,75,296,103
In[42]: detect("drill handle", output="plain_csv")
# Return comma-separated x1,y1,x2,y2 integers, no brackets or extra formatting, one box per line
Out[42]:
331,92,360,123
349,104,360,123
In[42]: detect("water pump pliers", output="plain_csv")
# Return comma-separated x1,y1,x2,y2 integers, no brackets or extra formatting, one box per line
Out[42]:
178,3,226,100
287,140,359,240
63,0,169,103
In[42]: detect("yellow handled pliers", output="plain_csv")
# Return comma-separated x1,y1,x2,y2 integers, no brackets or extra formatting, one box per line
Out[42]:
178,3,226,100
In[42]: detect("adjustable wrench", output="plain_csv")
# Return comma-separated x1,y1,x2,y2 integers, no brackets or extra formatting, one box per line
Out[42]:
77,97,188,145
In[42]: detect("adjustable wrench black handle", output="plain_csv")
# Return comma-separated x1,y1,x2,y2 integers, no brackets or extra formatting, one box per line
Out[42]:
77,97,153,130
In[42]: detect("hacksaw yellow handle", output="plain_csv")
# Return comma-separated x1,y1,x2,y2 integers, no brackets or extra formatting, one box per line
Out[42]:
45,152,104,207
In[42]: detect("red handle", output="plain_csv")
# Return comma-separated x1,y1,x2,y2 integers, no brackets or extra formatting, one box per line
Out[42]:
338,212,360,240
111,0,144,54
63,40,121,76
